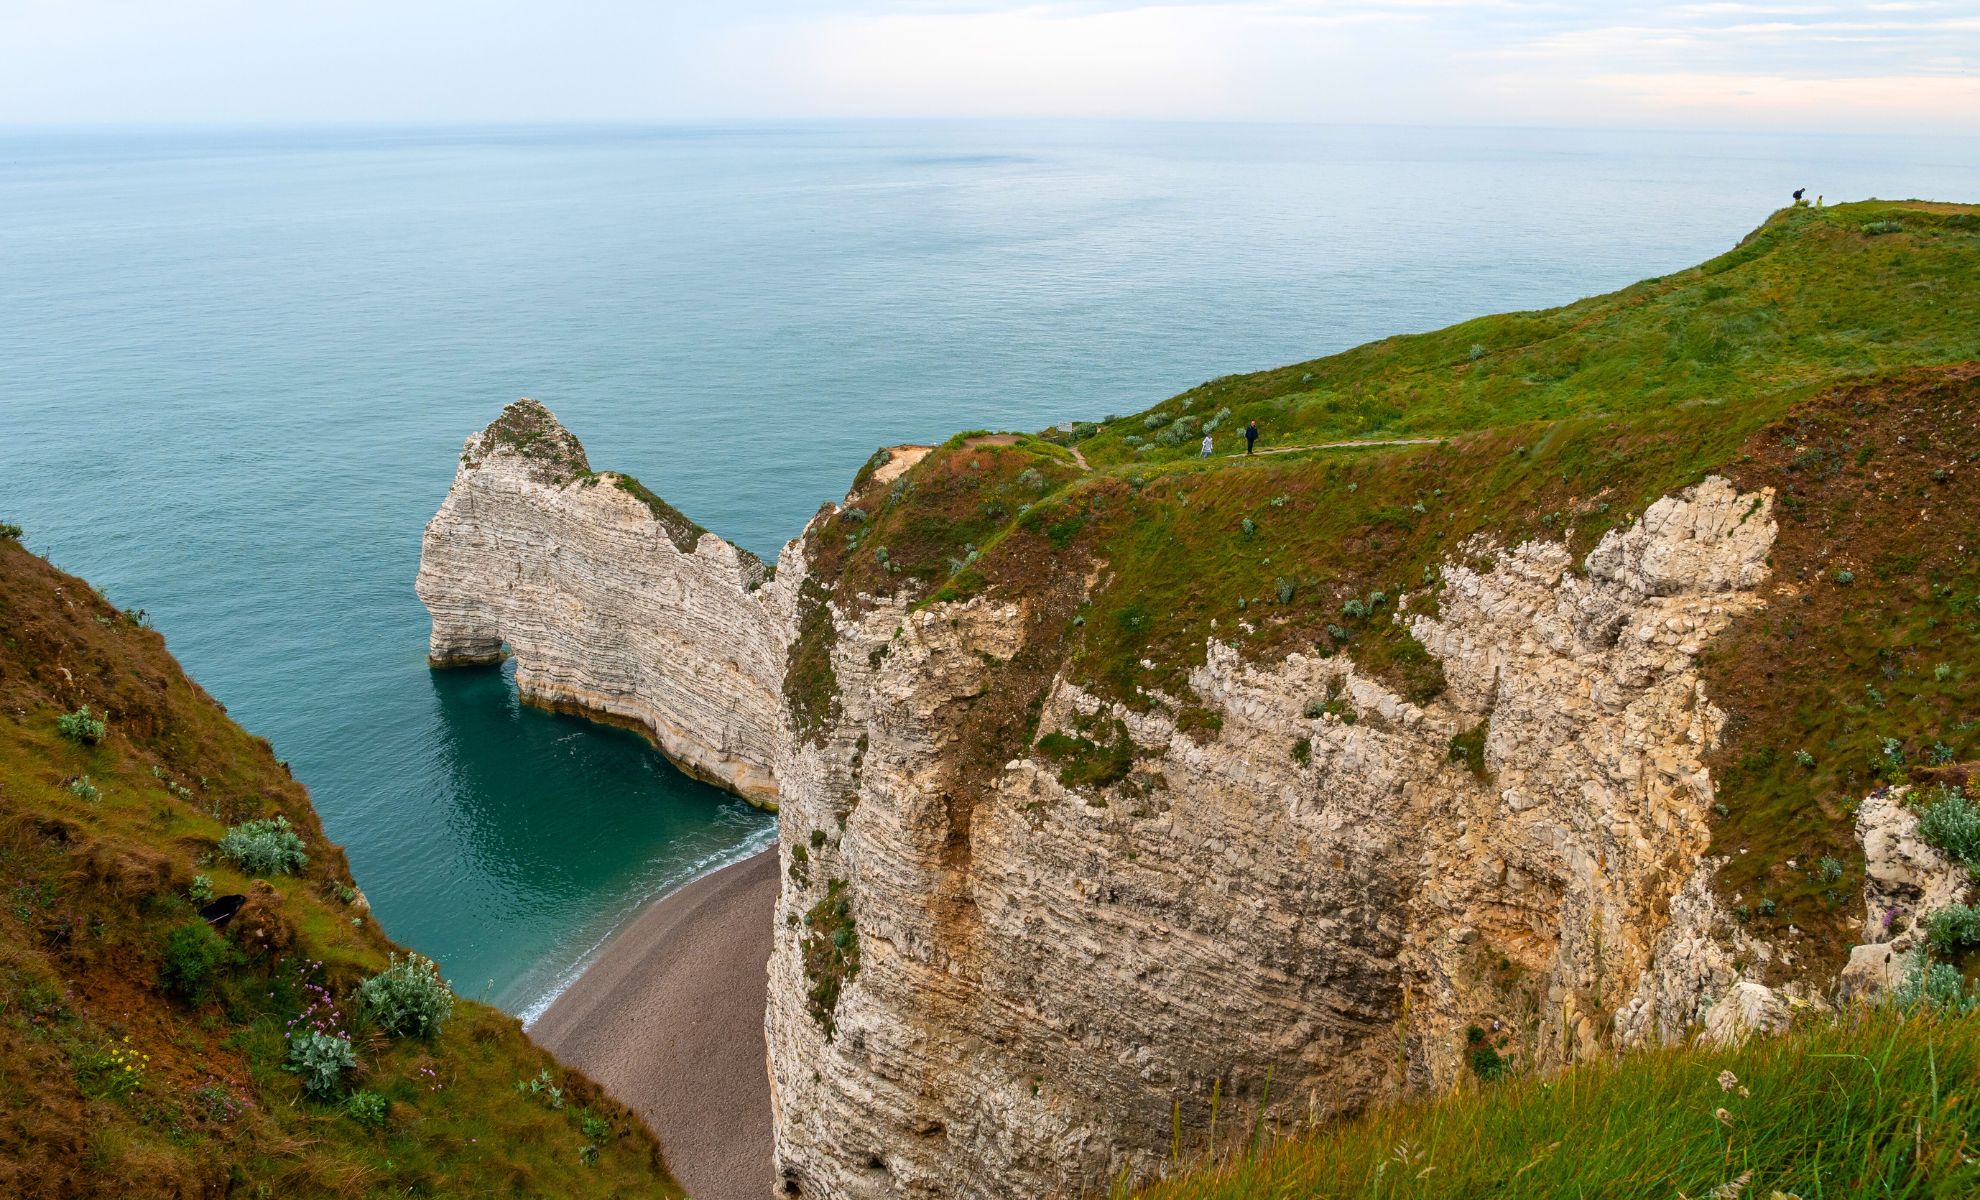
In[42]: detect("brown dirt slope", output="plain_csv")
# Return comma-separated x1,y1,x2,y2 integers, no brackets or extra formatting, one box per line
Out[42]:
1703,363,1980,968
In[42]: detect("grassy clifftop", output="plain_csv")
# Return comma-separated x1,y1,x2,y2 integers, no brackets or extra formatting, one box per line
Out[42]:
1077,200,1980,465
0,536,680,1198
791,198,1979,987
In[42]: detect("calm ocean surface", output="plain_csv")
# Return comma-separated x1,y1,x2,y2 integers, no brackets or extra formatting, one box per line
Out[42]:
3,122,1976,1018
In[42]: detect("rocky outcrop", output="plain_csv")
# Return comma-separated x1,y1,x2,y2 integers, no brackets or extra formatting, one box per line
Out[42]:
418,413,1806,1199
1837,786,1975,1003
415,399,801,808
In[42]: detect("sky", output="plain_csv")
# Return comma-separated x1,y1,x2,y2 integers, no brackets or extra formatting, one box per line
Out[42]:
1,1,1975,132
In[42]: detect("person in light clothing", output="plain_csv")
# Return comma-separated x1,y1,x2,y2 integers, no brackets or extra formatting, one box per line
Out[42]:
1200,433,1214,458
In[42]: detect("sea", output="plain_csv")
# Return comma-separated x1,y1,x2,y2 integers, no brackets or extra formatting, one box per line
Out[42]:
3,121,1976,1020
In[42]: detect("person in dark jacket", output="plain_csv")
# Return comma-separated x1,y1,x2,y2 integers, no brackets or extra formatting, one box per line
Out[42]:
1244,420,1259,455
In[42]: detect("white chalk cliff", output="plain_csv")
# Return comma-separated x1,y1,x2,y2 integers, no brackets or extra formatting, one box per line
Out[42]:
416,399,800,807
419,401,1876,1199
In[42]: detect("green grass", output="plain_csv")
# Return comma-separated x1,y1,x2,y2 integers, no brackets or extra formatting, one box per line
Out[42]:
1071,201,1980,468
1129,1008,1980,1199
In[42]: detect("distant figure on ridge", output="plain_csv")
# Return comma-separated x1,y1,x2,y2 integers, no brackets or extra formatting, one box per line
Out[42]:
1793,187,1805,202
1200,432,1214,458
1244,420,1259,455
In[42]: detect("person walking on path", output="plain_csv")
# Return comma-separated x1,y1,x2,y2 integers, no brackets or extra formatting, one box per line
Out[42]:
1244,420,1259,455
1200,433,1214,458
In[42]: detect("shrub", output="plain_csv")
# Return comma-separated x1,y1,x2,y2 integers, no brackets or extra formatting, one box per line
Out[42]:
1468,1042,1510,1082
1793,749,1816,768
218,815,308,876
1070,422,1099,441
1448,721,1489,777
1757,898,1777,918
1122,435,1145,449
0,521,22,541
1016,467,1045,491
1889,952,1980,1014
1276,577,1296,605
1915,787,1980,868
358,952,454,1040
285,1030,356,1099
1817,856,1844,885
69,775,99,803
841,507,868,525
1240,517,1257,538
1291,737,1312,766
580,1111,612,1142
159,920,236,1004
1467,344,1486,361
1926,905,1980,956
57,706,107,745
1143,412,1171,430
344,1089,388,1128
1834,569,1855,585
1342,599,1369,620
1862,220,1903,236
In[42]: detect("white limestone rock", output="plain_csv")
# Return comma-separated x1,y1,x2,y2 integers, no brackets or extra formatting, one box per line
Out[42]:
415,399,801,808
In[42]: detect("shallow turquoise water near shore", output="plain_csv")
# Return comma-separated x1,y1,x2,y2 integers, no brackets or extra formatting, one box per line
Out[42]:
3,122,1976,1016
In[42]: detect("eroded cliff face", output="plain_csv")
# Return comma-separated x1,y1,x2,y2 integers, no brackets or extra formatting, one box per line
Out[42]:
415,399,802,807
764,476,1788,1198
418,406,1811,1199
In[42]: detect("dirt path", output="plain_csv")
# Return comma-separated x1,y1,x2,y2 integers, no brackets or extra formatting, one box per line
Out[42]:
871,445,933,485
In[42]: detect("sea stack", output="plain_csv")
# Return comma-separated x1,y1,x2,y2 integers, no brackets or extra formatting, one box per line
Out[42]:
415,398,799,809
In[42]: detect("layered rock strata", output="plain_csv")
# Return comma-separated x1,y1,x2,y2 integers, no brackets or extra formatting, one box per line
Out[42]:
420,407,1832,1199
415,399,800,807
763,476,1787,1198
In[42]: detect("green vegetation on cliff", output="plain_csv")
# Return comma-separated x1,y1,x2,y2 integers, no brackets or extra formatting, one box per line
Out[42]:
788,199,1980,992
1077,200,1980,466
0,537,679,1198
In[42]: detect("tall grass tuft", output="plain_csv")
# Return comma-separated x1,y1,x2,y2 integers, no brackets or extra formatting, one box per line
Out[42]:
1127,1008,1980,1199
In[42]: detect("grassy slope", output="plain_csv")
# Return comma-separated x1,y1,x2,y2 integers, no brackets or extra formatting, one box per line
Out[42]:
1129,1007,1980,1200
0,538,681,1198
1077,200,1980,466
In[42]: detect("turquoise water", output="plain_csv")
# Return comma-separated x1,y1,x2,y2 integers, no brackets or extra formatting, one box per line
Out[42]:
3,122,1976,1018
